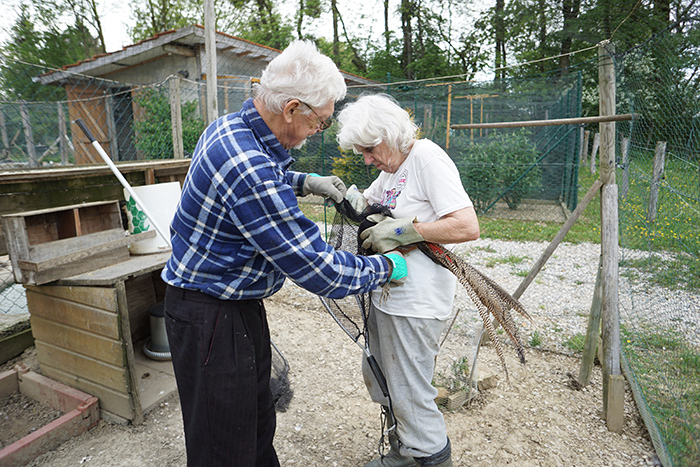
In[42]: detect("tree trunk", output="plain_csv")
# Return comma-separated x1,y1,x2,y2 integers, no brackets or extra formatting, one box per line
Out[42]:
332,0,340,66
297,0,304,39
401,0,413,79
384,0,390,51
559,0,581,73
537,0,546,73
494,0,505,81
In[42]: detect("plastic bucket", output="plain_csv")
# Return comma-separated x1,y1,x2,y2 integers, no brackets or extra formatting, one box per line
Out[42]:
123,181,181,255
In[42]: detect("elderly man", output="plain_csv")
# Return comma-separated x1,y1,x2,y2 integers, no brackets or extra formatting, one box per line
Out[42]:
161,41,406,467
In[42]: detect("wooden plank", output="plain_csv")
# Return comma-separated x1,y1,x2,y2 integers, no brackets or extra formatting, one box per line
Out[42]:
0,328,35,365
1,200,121,220
115,281,144,424
30,316,125,366
35,341,128,392
25,284,118,311
23,228,125,263
20,230,154,271
56,252,170,286
32,247,132,286
2,216,30,283
40,365,134,421
0,160,191,184
26,289,120,339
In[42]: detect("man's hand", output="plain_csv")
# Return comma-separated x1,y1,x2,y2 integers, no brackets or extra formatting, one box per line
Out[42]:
361,215,424,253
303,174,347,205
382,251,407,286
345,184,367,213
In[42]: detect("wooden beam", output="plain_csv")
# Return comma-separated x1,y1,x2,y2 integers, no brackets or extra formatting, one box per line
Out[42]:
451,113,636,130
579,254,603,386
163,44,195,57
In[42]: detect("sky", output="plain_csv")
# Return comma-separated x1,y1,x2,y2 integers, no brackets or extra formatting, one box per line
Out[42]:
0,0,399,54
1,0,489,77
1,0,134,53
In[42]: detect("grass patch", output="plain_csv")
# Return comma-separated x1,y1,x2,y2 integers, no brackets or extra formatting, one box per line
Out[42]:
485,254,530,268
562,333,586,353
622,324,700,467
528,330,542,347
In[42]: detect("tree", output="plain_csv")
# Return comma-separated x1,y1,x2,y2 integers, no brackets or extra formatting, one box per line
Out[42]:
1,5,102,100
129,0,198,41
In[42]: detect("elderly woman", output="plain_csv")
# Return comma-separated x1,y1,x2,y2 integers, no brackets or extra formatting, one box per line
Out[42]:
337,93,480,467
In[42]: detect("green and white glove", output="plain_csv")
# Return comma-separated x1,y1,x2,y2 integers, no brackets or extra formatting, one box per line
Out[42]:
345,184,368,213
302,173,347,205
361,215,424,254
382,251,407,286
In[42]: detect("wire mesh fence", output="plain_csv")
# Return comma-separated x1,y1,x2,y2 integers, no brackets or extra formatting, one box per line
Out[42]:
613,27,700,467
1,23,699,467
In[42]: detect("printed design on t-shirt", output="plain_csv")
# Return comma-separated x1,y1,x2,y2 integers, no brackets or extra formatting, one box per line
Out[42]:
381,169,408,209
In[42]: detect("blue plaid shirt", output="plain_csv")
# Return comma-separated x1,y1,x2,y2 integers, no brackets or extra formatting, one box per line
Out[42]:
161,99,389,300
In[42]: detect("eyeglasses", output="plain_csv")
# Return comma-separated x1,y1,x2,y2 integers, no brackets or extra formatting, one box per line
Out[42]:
299,101,333,131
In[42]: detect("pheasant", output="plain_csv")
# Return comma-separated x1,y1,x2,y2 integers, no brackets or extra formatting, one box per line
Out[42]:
333,199,532,382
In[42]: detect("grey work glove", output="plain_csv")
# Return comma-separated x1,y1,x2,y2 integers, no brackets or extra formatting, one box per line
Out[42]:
345,184,368,213
360,214,424,254
302,173,347,205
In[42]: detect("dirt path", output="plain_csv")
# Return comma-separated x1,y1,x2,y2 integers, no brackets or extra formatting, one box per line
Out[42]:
5,280,661,467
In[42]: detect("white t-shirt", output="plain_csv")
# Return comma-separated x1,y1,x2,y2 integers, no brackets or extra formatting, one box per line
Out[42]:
364,139,473,320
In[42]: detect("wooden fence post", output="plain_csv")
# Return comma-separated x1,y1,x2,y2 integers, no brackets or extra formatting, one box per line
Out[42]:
58,103,69,165
204,0,218,125
647,141,666,223
0,108,8,159
104,92,119,161
590,132,600,174
598,40,624,434
620,137,630,199
20,100,37,168
169,76,184,160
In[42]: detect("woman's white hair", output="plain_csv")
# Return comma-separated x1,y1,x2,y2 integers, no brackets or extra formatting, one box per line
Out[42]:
254,40,347,114
336,93,418,155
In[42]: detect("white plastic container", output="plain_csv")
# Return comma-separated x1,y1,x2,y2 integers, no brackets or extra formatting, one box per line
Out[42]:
123,181,181,255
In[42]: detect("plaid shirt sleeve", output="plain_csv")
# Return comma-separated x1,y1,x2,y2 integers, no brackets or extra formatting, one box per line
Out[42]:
162,100,390,300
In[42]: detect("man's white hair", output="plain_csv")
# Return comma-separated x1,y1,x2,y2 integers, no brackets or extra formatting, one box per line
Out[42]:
254,40,347,114
336,93,418,155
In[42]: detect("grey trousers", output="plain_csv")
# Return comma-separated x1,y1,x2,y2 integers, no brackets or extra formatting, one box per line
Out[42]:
362,304,448,458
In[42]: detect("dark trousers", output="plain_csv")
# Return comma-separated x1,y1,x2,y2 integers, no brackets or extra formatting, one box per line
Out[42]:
164,285,280,467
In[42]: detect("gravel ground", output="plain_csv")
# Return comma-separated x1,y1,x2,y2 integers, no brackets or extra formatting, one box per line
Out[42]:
3,237,663,466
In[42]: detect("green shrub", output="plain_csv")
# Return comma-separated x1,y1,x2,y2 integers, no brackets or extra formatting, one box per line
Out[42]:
133,87,205,159
452,129,542,212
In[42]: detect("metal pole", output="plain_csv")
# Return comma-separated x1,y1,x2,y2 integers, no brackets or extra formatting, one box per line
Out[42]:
74,118,171,248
